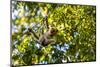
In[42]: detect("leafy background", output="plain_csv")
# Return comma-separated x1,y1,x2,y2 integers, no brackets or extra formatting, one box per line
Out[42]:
11,1,96,66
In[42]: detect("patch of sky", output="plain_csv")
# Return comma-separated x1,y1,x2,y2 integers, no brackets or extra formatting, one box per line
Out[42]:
37,23,41,27
30,23,36,27
75,52,79,58
62,59,67,63
39,61,47,64
64,43,69,50
13,41,18,46
25,6,29,12
12,24,18,33
12,49,19,55
52,51,54,54
12,11,17,20
56,44,61,50
61,47,66,52
54,43,69,52
74,32,78,37
33,27,38,32
35,43,40,49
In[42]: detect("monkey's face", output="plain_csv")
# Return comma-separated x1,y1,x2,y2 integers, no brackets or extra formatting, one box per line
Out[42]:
49,28,58,36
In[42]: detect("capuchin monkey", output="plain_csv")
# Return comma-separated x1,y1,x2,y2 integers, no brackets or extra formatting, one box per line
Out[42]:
39,28,58,46
28,28,58,46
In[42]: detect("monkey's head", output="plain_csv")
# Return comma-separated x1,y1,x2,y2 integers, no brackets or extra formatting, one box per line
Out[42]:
49,28,58,36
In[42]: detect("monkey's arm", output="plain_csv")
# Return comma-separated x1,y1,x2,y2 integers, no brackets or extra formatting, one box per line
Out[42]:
47,39,56,45
28,28,39,39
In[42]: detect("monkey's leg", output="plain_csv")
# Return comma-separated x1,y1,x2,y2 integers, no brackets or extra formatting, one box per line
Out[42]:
45,39,56,45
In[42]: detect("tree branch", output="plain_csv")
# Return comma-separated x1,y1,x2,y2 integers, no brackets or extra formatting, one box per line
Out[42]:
44,16,49,30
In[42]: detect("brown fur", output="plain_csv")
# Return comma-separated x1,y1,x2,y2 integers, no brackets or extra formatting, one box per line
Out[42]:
39,28,58,46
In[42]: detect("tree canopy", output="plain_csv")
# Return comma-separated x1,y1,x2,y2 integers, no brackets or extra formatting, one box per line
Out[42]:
11,1,96,66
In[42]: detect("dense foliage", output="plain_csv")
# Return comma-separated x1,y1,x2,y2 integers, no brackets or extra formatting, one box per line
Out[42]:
11,1,96,66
